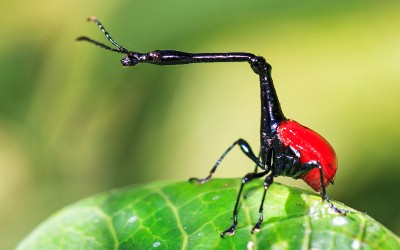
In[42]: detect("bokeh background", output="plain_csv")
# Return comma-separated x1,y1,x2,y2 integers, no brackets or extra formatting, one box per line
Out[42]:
1,0,400,248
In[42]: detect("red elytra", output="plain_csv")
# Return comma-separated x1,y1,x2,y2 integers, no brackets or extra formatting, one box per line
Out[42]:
277,119,337,192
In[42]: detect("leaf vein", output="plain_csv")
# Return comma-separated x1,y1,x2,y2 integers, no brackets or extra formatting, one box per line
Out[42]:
302,214,311,250
155,188,189,250
90,207,119,249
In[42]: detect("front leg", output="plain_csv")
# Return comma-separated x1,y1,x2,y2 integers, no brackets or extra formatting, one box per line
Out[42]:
189,139,262,184
221,170,270,237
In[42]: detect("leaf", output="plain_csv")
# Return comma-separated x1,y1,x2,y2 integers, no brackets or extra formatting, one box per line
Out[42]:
17,179,399,250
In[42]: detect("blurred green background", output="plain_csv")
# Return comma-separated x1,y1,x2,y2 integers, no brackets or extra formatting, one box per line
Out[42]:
1,0,400,248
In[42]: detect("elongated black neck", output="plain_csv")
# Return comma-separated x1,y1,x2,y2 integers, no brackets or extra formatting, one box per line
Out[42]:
115,50,287,136
117,50,286,161
119,51,287,162
253,59,285,164
259,69,286,135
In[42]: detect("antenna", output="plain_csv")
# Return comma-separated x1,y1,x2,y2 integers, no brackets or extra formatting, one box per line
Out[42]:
76,16,129,54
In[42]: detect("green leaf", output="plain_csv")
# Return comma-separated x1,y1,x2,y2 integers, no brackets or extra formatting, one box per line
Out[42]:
17,179,399,250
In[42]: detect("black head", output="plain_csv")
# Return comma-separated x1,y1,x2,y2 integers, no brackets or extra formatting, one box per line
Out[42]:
121,53,140,67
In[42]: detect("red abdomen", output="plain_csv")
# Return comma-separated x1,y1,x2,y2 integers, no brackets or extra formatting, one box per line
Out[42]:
277,120,337,192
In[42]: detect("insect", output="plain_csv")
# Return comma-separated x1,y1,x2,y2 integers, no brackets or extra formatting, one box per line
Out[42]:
78,16,346,238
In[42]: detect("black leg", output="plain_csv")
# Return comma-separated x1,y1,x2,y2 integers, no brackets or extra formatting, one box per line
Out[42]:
189,139,262,184
253,150,262,173
316,165,346,214
221,170,269,238
303,161,346,215
251,175,273,233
